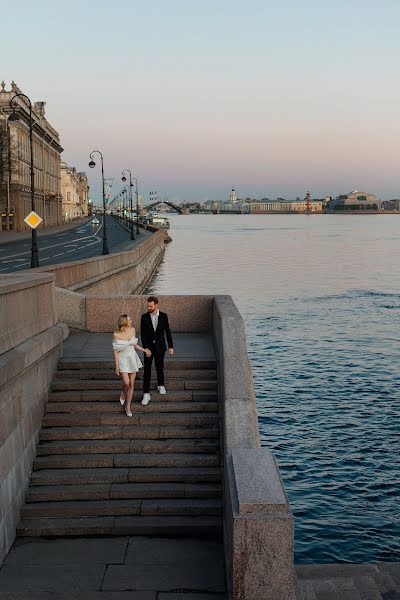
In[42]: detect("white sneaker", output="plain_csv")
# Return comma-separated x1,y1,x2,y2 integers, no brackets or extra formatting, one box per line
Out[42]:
157,386,166,395
141,393,151,406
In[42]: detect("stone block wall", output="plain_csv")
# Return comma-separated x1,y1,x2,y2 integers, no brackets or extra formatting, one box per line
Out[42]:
0,273,68,566
55,293,214,333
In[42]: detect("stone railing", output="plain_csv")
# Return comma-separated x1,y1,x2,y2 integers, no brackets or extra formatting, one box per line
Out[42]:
0,273,68,566
212,296,294,600
60,294,214,332
33,227,169,295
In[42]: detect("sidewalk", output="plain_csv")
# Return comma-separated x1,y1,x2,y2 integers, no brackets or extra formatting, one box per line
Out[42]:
0,217,92,245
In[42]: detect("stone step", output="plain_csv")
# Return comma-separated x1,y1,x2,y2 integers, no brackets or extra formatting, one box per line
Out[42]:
52,379,217,391
21,497,222,518
17,515,223,537
26,481,222,502
45,401,218,414
40,425,220,441
21,499,141,518
58,360,216,372
55,368,217,380
141,498,222,516
30,466,221,486
43,412,219,427
37,438,219,455
110,482,221,499
47,390,217,402
34,453,221,470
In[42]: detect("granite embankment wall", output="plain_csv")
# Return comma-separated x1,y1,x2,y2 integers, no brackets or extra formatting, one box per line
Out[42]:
33,227,169,294
0,273,68,566
66,295,295,600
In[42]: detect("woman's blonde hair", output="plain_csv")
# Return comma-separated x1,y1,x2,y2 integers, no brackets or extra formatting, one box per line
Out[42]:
116,314,130,332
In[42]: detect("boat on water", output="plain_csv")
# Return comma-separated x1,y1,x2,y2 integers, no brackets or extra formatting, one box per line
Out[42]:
144,215,170,229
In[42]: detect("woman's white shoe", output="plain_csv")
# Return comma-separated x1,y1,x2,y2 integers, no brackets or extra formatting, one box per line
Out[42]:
120,391,126,406
125,406,133,417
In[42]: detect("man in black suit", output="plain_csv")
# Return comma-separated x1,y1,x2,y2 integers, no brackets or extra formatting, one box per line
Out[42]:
140,296,174,405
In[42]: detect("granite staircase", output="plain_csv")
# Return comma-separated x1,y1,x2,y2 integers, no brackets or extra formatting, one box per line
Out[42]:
17,355,223,538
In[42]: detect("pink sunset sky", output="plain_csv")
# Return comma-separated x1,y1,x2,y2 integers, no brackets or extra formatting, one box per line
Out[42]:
3,0,400,202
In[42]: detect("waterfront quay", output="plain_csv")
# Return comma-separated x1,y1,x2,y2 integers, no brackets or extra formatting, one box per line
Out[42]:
0,219,399,599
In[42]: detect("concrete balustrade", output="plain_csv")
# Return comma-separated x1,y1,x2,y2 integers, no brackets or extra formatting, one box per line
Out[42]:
0,273,68,566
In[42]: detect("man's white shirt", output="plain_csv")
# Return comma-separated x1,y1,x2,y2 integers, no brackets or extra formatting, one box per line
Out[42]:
151,310,159,331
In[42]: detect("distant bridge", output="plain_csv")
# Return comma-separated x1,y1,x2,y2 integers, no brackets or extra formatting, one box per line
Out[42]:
144,201,183,214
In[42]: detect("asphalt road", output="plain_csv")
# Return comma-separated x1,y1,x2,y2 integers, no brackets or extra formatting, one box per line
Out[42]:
0,216,150,274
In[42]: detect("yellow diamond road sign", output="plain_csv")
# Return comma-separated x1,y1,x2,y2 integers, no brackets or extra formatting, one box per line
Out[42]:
24,211,43,229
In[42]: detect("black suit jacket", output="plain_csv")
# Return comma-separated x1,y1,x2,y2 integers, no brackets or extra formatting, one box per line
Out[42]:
140,311,173,354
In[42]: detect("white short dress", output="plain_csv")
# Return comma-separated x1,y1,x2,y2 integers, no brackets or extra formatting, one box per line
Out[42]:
112,336,143,373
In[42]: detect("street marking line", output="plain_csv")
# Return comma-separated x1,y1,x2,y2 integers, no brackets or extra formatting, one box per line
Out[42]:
0,224,103,260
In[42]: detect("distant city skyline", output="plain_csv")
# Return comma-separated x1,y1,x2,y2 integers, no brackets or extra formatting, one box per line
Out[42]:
3,0,400,202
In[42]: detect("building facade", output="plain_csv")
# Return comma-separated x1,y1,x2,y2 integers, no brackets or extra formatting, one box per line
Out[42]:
0,81,63,231
61,163,89,222
249,200,323,213
330,190,381,211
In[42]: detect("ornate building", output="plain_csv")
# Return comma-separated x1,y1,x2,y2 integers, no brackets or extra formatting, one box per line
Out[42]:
61,163,89,222
329,190,381,211
0,81,63,231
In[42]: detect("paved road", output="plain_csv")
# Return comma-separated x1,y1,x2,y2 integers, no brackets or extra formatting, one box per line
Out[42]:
0,216,150,274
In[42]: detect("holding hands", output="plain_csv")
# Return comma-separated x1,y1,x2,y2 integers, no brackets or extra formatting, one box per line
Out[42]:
144,348,152,358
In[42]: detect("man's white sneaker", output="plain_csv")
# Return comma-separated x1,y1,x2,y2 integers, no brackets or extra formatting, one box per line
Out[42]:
141,393,151,406
157,386,166,395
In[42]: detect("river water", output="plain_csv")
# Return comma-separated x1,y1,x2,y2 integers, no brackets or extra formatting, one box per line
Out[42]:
147,214,400,564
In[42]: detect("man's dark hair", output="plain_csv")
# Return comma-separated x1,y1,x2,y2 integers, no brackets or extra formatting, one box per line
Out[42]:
147,296,159,304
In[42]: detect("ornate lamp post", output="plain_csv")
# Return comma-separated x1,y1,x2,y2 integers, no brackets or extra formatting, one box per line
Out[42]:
88,150,109,255
121,170,135,240
9,93,39,267
133,177,140,235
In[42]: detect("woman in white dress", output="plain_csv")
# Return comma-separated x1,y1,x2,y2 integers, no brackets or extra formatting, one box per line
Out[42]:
112,314,151,417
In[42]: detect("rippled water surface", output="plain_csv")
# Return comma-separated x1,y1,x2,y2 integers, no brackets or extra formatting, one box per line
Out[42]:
147,214,400,563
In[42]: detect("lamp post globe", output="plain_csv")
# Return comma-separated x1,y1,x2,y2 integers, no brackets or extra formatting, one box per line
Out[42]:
8,110,19,123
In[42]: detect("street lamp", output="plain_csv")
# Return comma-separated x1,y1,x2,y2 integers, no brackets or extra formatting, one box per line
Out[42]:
9,93,39,267
121,170,136,240
122,171,140,235
88,150,109,255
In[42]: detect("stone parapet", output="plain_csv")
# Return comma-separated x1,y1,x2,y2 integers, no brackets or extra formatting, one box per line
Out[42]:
57,294,213,332
0,273,57,355
33,228,168,295
0,272,68,566
212,296,294,600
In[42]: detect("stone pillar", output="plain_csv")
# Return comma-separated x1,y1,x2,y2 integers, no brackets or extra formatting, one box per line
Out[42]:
227,449,294,600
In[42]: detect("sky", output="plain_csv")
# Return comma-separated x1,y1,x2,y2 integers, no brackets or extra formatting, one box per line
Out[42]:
2,0,400,202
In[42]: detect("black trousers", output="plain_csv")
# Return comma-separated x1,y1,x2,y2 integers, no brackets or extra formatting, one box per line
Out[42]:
143,348,165,393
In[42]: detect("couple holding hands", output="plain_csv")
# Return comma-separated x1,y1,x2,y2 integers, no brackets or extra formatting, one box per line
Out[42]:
112,296,174,417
